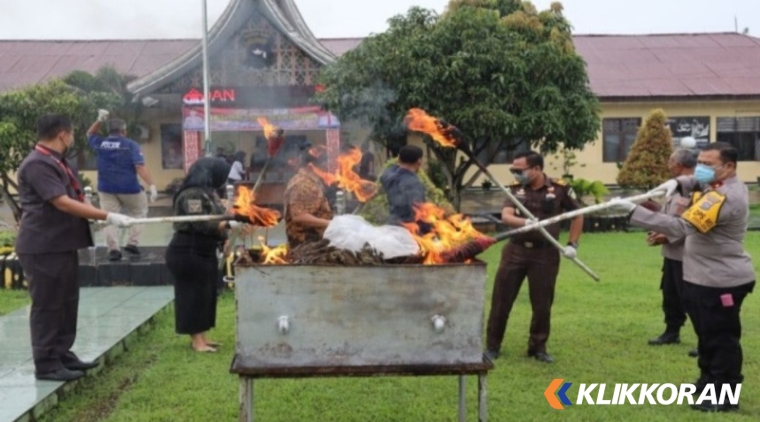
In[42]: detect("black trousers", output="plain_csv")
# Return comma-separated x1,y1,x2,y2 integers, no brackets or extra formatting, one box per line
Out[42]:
18,251,81,373
486,242,560,353
682,280,755,388
660,258,687,331
166,232,219,335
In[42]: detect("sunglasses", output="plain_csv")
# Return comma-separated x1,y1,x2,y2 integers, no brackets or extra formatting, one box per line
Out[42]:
509,167,532,175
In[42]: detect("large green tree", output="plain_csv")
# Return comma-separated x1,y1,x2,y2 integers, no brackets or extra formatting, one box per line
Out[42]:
0,79,120,222
314,0,601,209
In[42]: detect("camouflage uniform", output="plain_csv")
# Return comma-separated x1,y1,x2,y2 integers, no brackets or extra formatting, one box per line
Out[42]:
283,168,333,249
486,175,580,356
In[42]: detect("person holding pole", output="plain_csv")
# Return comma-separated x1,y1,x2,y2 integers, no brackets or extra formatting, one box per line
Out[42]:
611,142,754,412
16,114,133,381
485,151,583,363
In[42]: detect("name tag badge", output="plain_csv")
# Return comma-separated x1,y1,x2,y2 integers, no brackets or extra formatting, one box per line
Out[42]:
187,199,203,213
681,191,726,233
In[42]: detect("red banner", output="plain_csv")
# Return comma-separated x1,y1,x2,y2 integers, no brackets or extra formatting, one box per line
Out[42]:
182,106,340,131
326,128,340,173
183,131,201,173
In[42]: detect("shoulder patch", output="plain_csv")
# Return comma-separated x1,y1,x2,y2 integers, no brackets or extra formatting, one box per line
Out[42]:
681,191,726,233
553,179,567,186
568,187,577,200
187,199,203,213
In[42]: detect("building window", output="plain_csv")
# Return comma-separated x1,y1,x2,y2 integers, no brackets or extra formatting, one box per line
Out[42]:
666,116,710,149
161,124,184,169
716,117,760,161
603,118,641,163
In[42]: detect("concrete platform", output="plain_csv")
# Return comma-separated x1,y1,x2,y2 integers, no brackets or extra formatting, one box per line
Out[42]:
0,286,173,422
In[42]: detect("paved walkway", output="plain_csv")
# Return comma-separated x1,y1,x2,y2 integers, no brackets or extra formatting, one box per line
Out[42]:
0,286,173,422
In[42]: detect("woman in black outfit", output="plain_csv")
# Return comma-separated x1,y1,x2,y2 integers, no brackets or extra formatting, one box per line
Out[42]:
166,157,244,353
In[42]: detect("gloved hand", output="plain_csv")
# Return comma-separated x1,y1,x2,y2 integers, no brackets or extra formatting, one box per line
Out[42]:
608,197,637,212
148,185,158,203
563,245,577,259
228,221,244,230
106,212,133,228
523,217,538,226
649,179,679,199
97,109,110,122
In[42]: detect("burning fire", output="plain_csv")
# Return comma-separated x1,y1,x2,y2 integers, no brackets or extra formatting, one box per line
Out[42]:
233,185,281,227
308,146,379,203
257,117,285,156
257,236,288,264
402,202,485,265
404,108,461,148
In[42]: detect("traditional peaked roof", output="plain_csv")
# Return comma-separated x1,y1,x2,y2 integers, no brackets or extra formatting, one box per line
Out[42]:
126,0,336,97
2,32,760,100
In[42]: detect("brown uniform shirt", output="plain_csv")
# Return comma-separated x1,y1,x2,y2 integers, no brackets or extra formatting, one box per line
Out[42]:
283,168,333,248
504,175,580,244
16,146,93,254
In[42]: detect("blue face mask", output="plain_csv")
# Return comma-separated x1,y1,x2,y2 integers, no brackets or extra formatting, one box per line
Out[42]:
694,164,716,184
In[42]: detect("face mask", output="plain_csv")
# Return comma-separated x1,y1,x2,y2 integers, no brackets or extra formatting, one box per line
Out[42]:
694,164,716,184
514,172,530,186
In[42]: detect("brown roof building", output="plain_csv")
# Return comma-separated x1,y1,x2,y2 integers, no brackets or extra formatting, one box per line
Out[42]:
2,0,760,187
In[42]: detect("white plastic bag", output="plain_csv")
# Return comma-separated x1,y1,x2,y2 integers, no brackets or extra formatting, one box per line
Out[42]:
323,215,420,259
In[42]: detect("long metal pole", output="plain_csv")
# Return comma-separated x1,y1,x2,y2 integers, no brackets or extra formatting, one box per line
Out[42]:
494,191,664,241
201,0,212,157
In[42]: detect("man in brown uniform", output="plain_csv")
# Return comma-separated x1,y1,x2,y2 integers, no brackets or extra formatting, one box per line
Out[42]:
16,114,132,381
283,143,333,248
485,151,583,363
613,142,754,412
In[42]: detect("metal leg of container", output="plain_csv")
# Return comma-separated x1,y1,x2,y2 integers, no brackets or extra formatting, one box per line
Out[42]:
458,375,466,422
478,373,487,422
240,377,254,422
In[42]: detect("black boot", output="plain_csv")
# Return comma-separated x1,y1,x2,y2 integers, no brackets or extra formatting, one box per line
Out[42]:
648,330,680,345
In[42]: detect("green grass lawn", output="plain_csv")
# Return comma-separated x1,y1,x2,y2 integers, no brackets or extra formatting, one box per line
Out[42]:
0,289,28,316
19,232,760,421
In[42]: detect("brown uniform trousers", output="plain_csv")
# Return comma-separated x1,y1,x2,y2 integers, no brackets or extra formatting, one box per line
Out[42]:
485,176,578,354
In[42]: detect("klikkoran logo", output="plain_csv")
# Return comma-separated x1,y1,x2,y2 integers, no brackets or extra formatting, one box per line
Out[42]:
544,378,741,410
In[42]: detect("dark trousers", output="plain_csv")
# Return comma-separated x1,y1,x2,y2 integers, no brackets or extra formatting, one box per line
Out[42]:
682,280,755,389
18,251,81,373
660,258,687,332
486,242,560,353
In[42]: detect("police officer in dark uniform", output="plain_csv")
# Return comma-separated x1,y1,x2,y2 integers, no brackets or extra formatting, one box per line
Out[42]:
485,151,583,363
16,114,133,381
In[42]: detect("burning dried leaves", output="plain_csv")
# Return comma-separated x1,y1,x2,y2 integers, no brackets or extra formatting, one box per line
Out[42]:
241,239,424,266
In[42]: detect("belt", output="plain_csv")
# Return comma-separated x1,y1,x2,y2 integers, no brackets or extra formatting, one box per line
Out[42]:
512,240,551,249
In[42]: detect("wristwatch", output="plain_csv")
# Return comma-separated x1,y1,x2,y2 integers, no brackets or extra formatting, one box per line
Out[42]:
567,241,578,249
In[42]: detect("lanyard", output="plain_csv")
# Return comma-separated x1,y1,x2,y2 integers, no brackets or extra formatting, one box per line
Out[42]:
35,145,85,202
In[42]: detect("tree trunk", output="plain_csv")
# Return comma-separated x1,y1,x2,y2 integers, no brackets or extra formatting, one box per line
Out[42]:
0,175,21,223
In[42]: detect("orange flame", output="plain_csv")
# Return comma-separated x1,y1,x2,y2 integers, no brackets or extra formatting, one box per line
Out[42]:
257,117,277,139
257,117,285,156
401,202,485,265
257,236,288,264
233,185,281,227
404,108,460,148
308,146,379,203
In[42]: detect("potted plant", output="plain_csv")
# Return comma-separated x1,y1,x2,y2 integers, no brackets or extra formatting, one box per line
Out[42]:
552,149,585,181
481,179,493,191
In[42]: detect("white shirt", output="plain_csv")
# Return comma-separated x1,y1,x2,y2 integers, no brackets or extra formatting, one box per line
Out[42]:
228,161,244,181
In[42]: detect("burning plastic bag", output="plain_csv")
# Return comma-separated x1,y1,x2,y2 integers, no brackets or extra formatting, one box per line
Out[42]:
323,215,420,259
